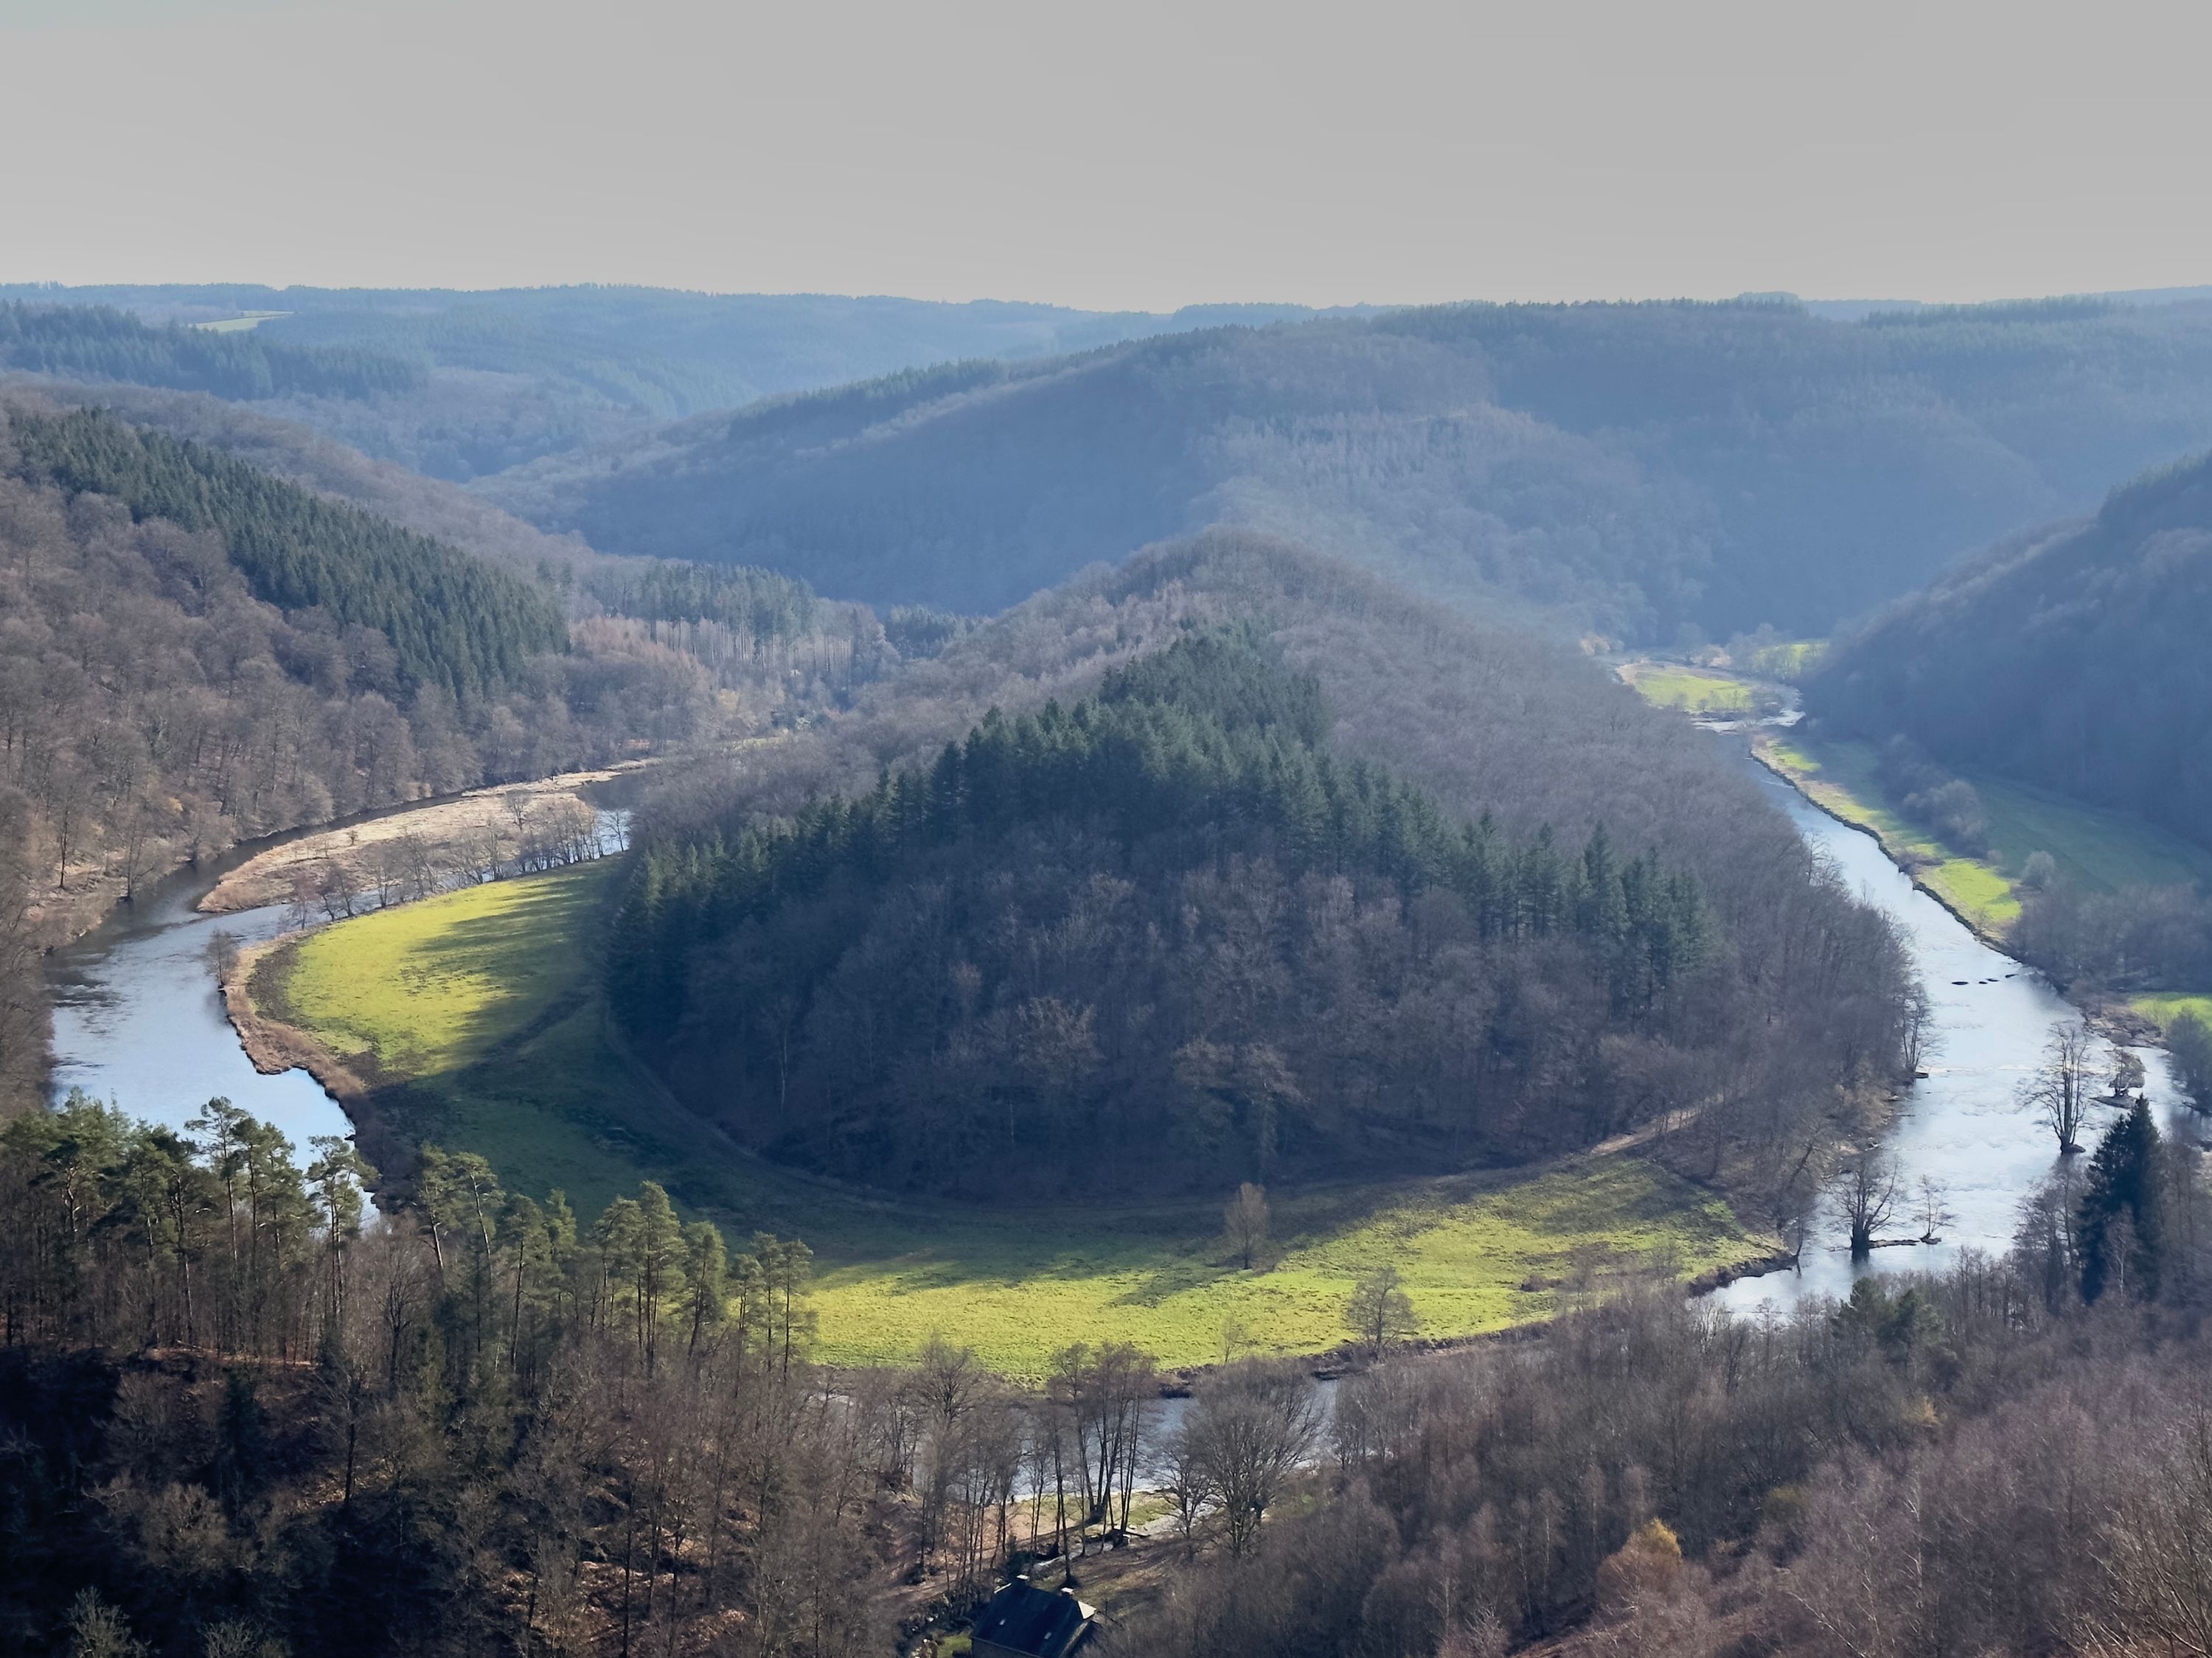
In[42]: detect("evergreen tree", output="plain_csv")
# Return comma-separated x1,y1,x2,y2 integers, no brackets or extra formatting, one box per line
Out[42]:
2079,1098,2164,1303
8,407,566,697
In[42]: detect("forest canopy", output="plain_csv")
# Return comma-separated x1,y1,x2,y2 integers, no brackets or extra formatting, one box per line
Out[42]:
1808,445,2212,848
615,557,1915,1202
0,302,421,403
479,296,2212,642
8,407,567,698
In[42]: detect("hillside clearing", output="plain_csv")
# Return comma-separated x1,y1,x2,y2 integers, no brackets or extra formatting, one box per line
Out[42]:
261,864,1773,1376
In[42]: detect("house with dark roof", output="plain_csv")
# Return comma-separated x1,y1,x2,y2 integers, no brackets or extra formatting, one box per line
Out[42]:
969,1578,1096,1658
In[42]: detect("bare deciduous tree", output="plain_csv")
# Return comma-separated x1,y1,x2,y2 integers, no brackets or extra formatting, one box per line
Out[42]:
1344,1264,1420,1361
2022,1024,2099,1154
1184,1359,1325,1558
1223,1182,1270,1271
1834,1150,1901,1258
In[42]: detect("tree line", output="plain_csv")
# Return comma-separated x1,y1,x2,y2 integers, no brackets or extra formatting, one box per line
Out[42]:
0,302,422,403
0,1091,1371,1657
1128,1099,2212,1658
14,1079,2212,1657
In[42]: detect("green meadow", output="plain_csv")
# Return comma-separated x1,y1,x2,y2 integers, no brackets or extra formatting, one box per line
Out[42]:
1619,661,1757,713
265,861,1772,1376
1756,734,2212,938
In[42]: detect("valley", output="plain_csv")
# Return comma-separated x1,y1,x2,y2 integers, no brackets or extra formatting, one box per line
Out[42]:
12,266,2212,1657
209,826,1770,1376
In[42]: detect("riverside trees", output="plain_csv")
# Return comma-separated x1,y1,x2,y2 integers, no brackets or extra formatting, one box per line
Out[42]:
2023,1024,2100,1154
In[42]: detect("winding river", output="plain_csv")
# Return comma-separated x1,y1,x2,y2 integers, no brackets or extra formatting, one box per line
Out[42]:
41,752,2188,1317
1712,750,2188,1314
44,808,629,1157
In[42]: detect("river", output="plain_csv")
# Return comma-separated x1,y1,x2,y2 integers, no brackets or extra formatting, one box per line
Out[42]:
44,808,629,1158
41,748,2187,1315
1711,750,2189,1314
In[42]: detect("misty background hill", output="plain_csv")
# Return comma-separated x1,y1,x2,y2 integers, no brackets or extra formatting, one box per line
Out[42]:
471,295,2212,643
0,285,1367,479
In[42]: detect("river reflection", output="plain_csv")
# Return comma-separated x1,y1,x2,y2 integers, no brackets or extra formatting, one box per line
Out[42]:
1714,756,2191,1314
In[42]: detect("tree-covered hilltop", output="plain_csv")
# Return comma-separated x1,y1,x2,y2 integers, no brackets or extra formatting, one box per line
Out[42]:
7,407,567,698
624,531,1916,1213
0,301,422,402
1810,445,2212,844
481,296,2212,642
1805,445,2212,995
613,628,1727,1193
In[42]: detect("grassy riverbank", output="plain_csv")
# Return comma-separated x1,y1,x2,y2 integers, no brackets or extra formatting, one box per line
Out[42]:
1615,661,1758,713
259,863,1773,1376
1754,734,2212,940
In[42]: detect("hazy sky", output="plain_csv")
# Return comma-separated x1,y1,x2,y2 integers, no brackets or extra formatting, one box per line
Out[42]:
2,0,2206,310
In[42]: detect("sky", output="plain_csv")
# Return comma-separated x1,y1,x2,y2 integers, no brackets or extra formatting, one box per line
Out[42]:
1,0,2207,312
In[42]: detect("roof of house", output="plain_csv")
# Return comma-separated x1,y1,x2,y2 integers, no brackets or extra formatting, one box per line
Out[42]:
970,1580,1095,1657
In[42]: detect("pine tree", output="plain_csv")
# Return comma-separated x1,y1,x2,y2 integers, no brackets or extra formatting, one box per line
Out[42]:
2079,1098,2163,1303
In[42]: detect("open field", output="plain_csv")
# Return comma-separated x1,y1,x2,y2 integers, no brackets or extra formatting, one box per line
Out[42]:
188,310,291,332
1754,734,2212,938
261,864,1773,1376
2132,992,2212,1034
1617,660,1756,712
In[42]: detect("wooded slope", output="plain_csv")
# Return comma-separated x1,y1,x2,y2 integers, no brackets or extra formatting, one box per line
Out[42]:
623,532,1916,1202
479,297,2212,641
1,285,1355,479
1808,445,2212,846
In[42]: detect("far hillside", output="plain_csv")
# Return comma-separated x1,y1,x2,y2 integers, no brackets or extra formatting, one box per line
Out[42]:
0,286,1360,478
616,532,1918,1213
478,296,2212,641
1806,447,2212,1007
10,405,564,697
1811,445,2212,840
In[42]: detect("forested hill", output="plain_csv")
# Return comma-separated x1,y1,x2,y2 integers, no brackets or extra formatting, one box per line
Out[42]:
7,407,566,698
0,302,420,402
0,285,1360,479
1807,446,2212,844
476,296,2212,642
7,380,847,661
620,534,1917,1201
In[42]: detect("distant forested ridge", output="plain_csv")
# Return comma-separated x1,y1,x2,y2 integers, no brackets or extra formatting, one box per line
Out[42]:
1809,445,2212,846
0,302,421,402
10,407,566,697
479,296,2212,641
619,535,1917,1200
0,284,1359,479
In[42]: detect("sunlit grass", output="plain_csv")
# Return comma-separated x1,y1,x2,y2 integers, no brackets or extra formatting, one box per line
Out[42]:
1621,663,1756,712
2132,992,2212,1034
273,865,1771,1375
1759,735,2212,937
808,1160,1760,1378
282,861,617,1076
